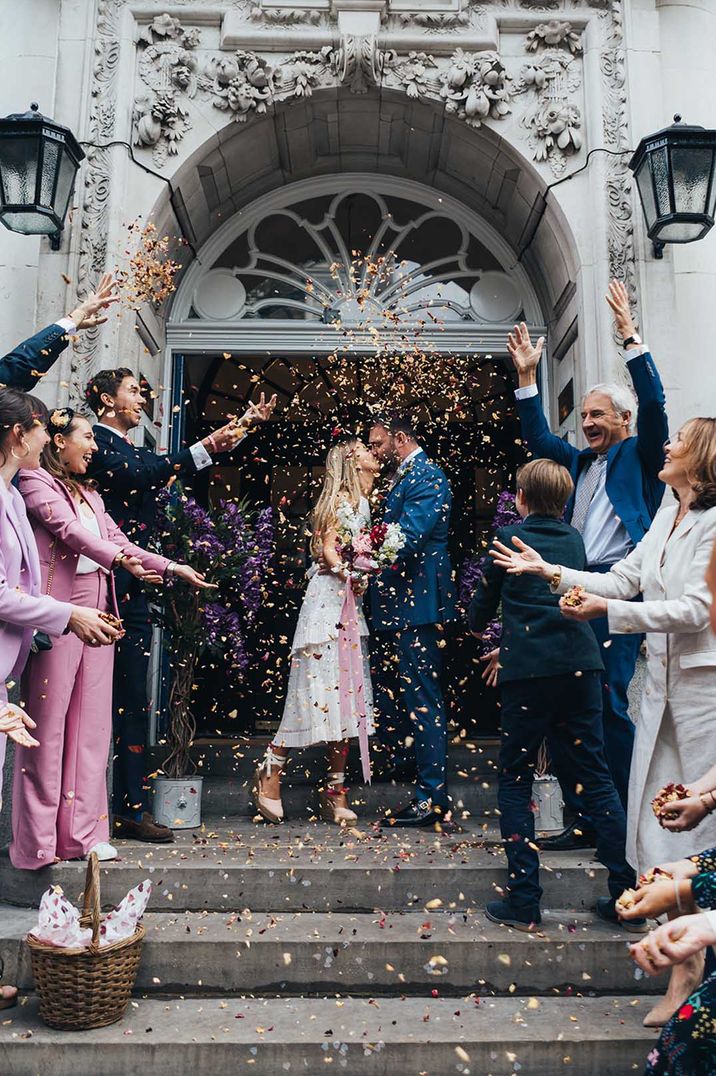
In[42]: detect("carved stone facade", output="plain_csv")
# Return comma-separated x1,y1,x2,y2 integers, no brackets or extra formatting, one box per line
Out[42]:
3,0,714,438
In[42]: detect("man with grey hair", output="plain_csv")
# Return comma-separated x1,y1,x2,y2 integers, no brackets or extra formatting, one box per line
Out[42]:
506,280,668,854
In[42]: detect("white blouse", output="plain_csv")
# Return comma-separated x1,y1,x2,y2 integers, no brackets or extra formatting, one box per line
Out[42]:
76,510,106,575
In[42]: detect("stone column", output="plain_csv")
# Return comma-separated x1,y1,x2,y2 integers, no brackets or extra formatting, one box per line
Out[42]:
633,0,716,428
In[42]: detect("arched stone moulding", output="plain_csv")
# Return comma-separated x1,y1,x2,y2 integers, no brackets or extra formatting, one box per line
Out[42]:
69,0,634,441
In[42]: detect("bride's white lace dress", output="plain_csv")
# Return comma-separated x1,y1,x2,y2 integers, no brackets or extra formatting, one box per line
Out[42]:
274,497,375,748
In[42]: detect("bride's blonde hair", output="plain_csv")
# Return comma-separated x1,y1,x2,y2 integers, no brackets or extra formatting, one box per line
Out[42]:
310,438,362,559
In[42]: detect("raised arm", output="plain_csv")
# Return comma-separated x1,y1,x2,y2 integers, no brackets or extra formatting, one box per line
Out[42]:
490,526,648,601
508,322,580,469
88,440,196,496
607,515,716,635
0,274,119,390
606,278,668,482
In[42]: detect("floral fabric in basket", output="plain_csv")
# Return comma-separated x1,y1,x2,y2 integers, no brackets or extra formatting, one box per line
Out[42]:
30,880,152,948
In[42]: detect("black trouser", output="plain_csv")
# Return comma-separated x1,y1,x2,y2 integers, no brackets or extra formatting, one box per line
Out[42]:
498,671,635,911
112,592,153,818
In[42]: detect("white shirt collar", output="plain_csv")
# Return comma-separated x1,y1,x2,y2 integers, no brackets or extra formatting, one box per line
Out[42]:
398,446,423,473
94,422,132,440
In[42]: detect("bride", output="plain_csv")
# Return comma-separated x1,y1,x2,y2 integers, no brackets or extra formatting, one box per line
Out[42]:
253,436,380,825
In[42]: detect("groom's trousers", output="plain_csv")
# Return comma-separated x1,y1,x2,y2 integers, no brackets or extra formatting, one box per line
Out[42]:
372,625,449,809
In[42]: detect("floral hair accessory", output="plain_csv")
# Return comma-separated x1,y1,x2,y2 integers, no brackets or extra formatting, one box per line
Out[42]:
48,407,74,432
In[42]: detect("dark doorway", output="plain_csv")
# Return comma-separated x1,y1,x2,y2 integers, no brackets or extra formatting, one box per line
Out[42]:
174,350,526,739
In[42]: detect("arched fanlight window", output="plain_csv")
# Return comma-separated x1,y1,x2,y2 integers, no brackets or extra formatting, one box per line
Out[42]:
189,189,525,327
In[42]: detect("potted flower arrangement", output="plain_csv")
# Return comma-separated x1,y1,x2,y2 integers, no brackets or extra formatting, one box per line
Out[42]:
150,481,274,827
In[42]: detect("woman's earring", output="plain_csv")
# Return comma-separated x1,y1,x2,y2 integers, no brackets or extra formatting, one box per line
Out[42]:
10,441,31,461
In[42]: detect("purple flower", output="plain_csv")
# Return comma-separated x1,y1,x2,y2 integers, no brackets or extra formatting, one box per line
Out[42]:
459,487,521,613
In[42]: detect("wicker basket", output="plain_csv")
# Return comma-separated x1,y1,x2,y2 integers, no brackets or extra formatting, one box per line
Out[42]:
26,852,145,1031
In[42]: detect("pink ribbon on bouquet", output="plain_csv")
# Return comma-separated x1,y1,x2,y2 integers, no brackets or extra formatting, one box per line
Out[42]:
338,577,371,784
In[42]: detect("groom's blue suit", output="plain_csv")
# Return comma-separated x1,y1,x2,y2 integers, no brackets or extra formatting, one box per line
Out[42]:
371,449,457,809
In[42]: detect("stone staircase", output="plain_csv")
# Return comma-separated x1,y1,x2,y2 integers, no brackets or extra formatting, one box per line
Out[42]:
0,742,659,1075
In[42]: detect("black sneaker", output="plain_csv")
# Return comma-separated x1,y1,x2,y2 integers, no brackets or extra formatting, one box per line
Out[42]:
485,899,542,933
595,896,648,934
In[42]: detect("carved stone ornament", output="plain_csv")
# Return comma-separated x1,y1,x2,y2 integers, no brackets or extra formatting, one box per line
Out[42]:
390,52,440,100
133,14,200,165
249,4,322,25
516,24,584,177
398,10,471,31
600,0,637,306
201,51,278,121
333,34,394,95
526,21,584,55
440,50,513,127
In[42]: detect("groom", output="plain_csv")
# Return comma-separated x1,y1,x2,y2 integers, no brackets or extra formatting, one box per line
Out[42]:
368,416,457,827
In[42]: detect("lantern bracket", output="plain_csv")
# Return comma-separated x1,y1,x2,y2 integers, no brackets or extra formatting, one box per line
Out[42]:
652,239,665,259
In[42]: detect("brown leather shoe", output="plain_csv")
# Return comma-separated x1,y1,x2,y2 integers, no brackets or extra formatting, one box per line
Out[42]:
113,812,175,843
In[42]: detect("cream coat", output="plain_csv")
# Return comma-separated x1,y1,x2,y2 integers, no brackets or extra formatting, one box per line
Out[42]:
556,503,716,871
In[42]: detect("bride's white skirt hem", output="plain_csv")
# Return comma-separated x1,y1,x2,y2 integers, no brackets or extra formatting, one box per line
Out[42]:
274,637,375,750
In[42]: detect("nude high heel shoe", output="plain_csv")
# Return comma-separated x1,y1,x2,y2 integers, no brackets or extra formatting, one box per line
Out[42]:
643,950,705,1027
319,772,358,826
253,745,287,824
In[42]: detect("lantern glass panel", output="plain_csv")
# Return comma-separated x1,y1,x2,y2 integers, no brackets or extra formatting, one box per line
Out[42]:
651,146,673,217
635,158,658,230
38,136,60,209
657,219,706,242
54,149,77,222
0,209,56,234
670,146,714,215
0,134,39,206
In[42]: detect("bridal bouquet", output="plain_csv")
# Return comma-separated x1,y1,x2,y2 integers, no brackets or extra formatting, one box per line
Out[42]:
335,502,406,578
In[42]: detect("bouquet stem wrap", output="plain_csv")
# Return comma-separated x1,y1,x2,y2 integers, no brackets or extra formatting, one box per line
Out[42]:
338,577,371,784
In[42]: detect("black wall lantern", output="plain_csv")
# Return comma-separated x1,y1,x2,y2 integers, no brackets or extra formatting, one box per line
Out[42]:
629,115,716,258
0,103,84,250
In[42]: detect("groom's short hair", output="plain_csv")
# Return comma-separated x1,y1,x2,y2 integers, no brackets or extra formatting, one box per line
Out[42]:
372,414,417,441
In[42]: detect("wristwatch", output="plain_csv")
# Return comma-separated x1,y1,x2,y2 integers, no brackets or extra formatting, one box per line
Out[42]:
622,333,642,348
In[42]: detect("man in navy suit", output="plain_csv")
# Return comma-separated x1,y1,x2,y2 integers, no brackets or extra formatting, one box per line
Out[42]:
86,367,276,842
0,273,118,390
368,416,458,827
509,280,669,850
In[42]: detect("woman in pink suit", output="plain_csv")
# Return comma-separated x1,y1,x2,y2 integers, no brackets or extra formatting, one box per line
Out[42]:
11,408,211,871
0,390,119,1009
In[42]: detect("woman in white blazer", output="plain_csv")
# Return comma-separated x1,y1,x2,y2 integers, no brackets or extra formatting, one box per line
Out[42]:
490,416,716,1027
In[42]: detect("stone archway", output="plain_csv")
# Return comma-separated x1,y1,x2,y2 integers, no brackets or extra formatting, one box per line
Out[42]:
141,87,586,737
148,87,584,438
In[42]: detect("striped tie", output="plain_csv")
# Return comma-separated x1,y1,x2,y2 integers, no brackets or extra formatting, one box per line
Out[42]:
570,454,607,534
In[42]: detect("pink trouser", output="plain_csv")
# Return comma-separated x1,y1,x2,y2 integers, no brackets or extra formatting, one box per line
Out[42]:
0,683,7,818
10,571,114,870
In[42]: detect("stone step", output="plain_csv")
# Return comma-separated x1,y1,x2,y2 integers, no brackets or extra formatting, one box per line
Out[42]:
199,775,499,818
0,822,605,914
2,907,654,998
0,995,659,1075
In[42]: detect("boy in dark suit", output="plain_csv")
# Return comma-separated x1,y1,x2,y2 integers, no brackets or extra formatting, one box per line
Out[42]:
470,459,640,931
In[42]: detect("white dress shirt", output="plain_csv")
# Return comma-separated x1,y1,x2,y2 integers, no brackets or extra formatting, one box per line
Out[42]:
76,509,105,575
514,345,649,564
94,422,213,471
